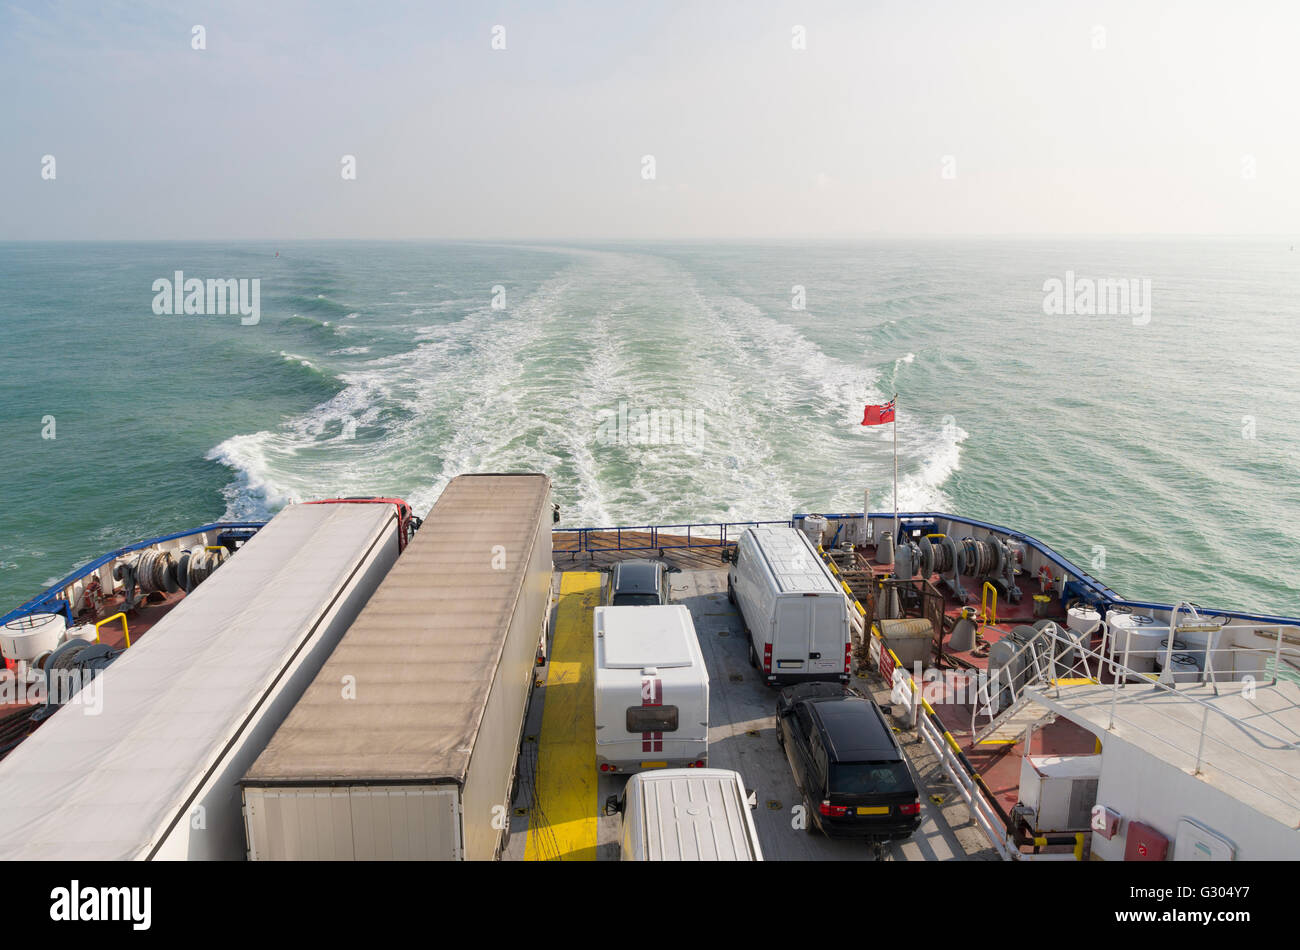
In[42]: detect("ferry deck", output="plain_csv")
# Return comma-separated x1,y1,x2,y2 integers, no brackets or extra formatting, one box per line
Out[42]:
4,510,1297,860
504,533,997,861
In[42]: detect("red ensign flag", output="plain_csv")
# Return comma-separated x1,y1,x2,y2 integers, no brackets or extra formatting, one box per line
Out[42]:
861,399,896,426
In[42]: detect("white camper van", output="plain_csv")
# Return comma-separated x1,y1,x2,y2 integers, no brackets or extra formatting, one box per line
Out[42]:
605,768,764,861
594,605,709,774
727,525,852,686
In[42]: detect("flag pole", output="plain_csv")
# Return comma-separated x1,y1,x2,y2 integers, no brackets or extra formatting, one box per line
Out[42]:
892,393,898,547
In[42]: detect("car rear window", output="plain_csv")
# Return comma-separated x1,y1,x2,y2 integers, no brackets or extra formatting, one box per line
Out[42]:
612,593,660,606
829,761,914,795
626,706,679,732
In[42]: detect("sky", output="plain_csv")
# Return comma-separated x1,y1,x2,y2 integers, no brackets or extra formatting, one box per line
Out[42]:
1,0,1297,240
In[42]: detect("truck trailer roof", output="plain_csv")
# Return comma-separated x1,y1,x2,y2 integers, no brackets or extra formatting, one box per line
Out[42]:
243,473,552,787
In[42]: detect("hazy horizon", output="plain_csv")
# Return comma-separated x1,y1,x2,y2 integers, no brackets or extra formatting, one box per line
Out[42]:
3,0,1298,241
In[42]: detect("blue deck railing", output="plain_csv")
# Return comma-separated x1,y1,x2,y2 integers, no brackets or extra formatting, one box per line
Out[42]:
4,511,1297,631
552,520,792,554
0,521,266,628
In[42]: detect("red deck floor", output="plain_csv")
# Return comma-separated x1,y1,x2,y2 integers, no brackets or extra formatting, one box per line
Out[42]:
852,539,1104,851
1,589,188,744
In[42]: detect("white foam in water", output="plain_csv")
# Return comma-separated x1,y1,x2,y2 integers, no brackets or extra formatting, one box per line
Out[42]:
209,248,966,526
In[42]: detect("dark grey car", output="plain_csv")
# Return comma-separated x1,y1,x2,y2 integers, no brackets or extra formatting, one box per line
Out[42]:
603,559,675,606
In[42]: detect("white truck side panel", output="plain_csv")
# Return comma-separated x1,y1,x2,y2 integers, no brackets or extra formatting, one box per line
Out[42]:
458,499,552,861
241,474,552,863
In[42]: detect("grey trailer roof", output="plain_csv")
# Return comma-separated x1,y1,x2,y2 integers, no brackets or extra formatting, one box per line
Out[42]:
748,525,839,594
243,473,551,787
634,769,762,860
0,502,400,860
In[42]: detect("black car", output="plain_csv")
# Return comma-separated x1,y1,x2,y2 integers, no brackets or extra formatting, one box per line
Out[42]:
603,559,675,607
776,682,922,841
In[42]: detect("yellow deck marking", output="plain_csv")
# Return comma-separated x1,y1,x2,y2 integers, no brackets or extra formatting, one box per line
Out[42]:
525,572,601,861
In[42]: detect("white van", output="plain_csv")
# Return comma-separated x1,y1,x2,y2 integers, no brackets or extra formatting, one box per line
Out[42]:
605,768,764,861
727,525,851,686
594,605,709,774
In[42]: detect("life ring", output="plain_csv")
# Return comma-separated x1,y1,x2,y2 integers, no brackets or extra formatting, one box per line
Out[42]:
1037,565,1054,591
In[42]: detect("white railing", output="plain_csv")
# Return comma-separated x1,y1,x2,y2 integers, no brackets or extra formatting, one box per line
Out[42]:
904,613,1300,868
1032,620,1300,820
970,621,1096,738
914,703,1016,861
1107,611,1299,693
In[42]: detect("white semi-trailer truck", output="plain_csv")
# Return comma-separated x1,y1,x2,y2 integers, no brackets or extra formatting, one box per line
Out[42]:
0,499,407,860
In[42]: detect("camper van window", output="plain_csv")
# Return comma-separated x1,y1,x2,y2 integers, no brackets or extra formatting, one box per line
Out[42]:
626,706,679,733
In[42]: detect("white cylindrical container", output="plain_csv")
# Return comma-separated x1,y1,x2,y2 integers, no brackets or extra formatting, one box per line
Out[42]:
1067,605,1101,638
1110,613,1160,678
1,612,67,663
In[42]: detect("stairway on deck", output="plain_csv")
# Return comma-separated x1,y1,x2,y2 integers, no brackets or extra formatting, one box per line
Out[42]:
975,697,1053,746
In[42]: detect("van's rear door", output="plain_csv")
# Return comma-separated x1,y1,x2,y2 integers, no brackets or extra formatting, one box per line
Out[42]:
775,594,846,678
773,597,810,674
809,595,847,676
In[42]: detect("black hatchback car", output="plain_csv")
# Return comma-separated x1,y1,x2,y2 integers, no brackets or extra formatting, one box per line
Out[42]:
776,682,921,841
603,559,675,607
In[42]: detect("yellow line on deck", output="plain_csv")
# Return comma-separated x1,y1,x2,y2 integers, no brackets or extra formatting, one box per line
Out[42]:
525,572,601,861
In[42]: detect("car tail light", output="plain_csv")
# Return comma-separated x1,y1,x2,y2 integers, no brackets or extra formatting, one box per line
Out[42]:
599,764,610,772
687,760,705,768
900,801,921,816
763,644,772,673
844,641,852,673
819,800,849,817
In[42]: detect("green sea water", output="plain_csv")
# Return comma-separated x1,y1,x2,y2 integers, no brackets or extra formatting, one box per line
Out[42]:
0,239,1296,618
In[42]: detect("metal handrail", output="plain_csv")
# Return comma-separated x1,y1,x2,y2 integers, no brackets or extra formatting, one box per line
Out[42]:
915,708,1016,860
1028,622,1300,817
964,620,1300,825
551,519,793,555
93,612,131,648
1105,624,1300,689
971,623,1090,736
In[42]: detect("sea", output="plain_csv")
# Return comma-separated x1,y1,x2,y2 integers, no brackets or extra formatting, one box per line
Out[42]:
0,239,1297,619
